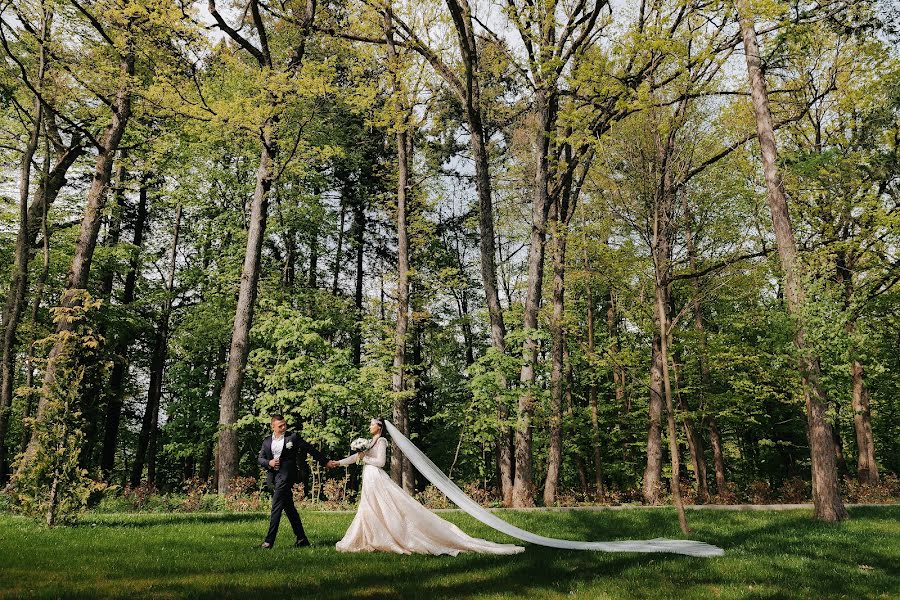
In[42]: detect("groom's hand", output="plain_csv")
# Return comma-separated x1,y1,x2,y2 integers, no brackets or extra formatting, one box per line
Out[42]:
269,458,280,469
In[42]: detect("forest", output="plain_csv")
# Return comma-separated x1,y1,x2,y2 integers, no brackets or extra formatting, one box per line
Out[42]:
0,0,898,527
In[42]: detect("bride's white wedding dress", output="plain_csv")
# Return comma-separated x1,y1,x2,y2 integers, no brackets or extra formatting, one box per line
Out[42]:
335,436,524,555
333,423,723,558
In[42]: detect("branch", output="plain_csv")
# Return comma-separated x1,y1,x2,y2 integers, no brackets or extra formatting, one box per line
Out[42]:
0,17,101,148
249,0,272,68
69,0,116,49
669,248,771,282
388,11,465,101
313,24,392,45
470,13,531,86
681,112,805,185
207,0,265,65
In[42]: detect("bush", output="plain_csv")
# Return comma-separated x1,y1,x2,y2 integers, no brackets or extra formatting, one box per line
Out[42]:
0,491,13,513
776,477,810,503
224,476,265,512
842,474,900,503
747,480,773,504
462,483,500,507
10,293,109,526
417,485,453,509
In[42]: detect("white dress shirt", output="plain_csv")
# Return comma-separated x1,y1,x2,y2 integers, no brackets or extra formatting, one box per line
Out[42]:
272,434,285,461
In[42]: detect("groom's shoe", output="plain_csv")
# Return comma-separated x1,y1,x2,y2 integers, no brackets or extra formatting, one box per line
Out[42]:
293,537,311,548
258,542,274,550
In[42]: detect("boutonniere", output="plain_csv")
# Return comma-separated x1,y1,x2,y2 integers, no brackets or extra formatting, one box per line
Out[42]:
286,441,294,449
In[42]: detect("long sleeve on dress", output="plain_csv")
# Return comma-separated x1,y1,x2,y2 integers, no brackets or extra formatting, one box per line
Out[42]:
337,438,386,467
337,452,359,467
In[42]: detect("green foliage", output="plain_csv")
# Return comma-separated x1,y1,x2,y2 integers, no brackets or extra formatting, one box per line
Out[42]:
10,292,109,526
245,299,370,448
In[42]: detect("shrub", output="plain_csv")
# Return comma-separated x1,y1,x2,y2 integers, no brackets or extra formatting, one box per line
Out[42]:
417,485,453,509
462,482,499,507
225,476,264,512
748,480,773,504
9,293,109,526
776,477,810,503
842,474,900,503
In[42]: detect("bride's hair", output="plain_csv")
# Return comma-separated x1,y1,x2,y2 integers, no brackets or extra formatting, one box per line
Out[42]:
372,417,386,435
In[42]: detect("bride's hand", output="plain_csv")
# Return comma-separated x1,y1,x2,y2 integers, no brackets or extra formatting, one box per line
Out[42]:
326,460,338,468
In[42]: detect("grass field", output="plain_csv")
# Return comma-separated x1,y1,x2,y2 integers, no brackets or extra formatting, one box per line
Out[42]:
1,505,897,599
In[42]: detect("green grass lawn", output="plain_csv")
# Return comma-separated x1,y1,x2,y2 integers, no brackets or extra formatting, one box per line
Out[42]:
1,506,897,599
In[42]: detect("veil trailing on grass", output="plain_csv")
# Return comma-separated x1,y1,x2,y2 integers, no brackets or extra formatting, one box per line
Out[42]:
385,421,724,558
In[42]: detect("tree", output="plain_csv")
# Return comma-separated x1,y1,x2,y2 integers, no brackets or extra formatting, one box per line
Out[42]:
736,0,847,521
209,0,319,494
15,0,139,473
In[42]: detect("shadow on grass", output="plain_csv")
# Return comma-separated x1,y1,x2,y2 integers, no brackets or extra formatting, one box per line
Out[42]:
80,512,267,528
2,506,897,599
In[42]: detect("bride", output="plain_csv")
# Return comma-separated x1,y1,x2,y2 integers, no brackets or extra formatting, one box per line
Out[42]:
326,417,524,556
327,418,724,558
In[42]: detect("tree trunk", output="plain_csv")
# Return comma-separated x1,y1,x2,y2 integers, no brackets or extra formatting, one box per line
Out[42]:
352,187,365,368
675,377,708,502
80,154,130,471
130,324,164,488
682,194,726,497
101,182,149,479
210,0,318,495
737,1,847,521
15,133,52,474
0,23,48,478
643,333,665,504
130,203,181,487
445,0,514,505
217,126,276,495
19,45,135,473
831,415,849,478
332,180,347,295
656,284,690,533
584,249,604,495
543,205,567,506
608,290,627,411
851,360,878,484
282,227,296,291
708,417,727,495
384,4,413,494
308,208,319,289
541,152,586,505
513,91,555,507
677,196,712,501
99,156,128,298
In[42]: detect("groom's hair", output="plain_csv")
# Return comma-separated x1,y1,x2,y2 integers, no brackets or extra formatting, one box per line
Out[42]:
270,414,286,422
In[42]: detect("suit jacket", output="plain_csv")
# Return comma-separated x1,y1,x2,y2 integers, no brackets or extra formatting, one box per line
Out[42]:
258,431,330,489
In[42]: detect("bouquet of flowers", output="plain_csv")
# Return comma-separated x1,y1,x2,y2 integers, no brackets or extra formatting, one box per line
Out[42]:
350,438,371,452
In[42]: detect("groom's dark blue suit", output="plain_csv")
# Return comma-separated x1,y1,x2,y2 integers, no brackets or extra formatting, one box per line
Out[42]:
258,431,330,545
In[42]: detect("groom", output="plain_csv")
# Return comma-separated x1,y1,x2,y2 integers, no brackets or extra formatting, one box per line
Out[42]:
257,414,331,549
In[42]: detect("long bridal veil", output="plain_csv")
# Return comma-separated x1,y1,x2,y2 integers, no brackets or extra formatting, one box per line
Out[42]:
385,420,724,558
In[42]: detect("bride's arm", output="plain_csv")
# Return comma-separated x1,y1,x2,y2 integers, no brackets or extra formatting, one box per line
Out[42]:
361,438,386,467
335,452,360,467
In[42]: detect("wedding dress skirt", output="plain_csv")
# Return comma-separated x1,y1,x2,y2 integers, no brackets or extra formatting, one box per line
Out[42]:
384,421,724,557
335,437,524,556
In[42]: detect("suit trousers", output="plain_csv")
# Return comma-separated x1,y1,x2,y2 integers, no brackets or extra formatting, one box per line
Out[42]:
265,478,307,544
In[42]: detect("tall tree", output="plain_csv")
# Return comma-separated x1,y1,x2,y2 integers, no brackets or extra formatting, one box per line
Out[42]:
736,0,847,522
543,153,591,505
0,4,49,479
383,1,415,494
15,0,137,472
130,202,181,487
505,0,610,508
210,0,317,494
100,181,149,479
